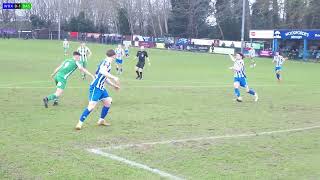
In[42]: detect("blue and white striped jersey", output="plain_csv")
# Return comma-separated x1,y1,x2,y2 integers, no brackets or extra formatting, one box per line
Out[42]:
90,59,111,90
274,55,285,67
233,60,246,78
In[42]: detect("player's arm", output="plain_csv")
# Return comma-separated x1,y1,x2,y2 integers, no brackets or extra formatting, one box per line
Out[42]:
230,64,241,71
134,51,139,60
282,56,288,61
229,54,236,62
105,78,120,90
87,48,92,58
122,49,125,56
99,66,119,82
146,52,151,65
76,62,95,80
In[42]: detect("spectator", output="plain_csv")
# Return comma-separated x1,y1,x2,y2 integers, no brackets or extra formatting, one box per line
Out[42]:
230,42,235,48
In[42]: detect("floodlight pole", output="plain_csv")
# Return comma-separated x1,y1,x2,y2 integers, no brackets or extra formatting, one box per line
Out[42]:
241,0,246,53
58,0,61,40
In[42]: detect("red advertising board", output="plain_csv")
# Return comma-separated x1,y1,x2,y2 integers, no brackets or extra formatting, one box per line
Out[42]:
138,41,155,48
70,32,78,38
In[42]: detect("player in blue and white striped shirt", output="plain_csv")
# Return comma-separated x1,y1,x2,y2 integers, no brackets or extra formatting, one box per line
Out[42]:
272,52,287,82
76,49,120,130
229,53,258,102
115,44,125,75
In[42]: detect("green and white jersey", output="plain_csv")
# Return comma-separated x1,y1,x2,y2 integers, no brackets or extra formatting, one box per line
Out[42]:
77,46,90,59
63,41,69,48
56,59,82,80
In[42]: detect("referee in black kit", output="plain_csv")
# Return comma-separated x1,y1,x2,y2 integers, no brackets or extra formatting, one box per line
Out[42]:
135,46,151,80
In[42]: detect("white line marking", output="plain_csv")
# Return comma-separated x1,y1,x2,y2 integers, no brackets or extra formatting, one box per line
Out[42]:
88,148,184,180
101,125,320,150
1,79,320,88
0,84,316,89
0,80,50,87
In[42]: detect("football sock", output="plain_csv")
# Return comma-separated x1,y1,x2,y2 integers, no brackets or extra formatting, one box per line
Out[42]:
47,94,57,101
136,71,140,77
276,73,280,80
100,106,110,119
234,88,240,97
139,72,143,78
248,89,256,95
80,108,91,122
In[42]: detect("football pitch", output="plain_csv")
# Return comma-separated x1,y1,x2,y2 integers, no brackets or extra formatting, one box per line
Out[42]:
1,39,320,180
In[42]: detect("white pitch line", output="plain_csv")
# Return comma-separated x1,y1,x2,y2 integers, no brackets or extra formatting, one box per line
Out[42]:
0,84,314,89
0,80,50,87
102,125,320,150
88,148,185,180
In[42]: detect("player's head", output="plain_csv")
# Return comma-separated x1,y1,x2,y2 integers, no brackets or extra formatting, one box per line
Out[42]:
106,49,116,60
140,46,145,51
236,53,244,60
81,42,85,47
64,38,67,41
118,44,122,49
275,51,280,56
73,51,81,61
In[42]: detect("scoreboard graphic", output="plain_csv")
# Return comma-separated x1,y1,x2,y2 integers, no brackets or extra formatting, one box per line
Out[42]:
2,2,32,10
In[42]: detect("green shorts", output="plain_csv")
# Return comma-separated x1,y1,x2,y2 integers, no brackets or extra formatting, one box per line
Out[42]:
64,48,68,53
54,75,67,90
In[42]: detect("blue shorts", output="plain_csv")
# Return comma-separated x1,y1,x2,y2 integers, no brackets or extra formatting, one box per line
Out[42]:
125,50,129,54
275,66,282,72
116,59,123,64
234,77,247,87
89,86,109,102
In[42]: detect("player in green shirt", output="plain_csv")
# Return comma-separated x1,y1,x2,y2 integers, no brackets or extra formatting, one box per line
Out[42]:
42,51,95,108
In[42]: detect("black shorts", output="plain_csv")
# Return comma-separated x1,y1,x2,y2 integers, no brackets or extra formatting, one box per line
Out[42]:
136,62,145,69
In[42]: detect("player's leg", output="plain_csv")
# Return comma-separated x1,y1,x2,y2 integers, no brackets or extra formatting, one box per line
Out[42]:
138,67,143,80
275,68,282,81
76,87,101,130
135,66,140,79
52,77,60,106
98,96,112,126
118,59,123,74
250,57,256,68
43,88,64,108
115,59,121,74
245,83,258,102
82,58,87,80
233,79,242,102
43,78,65,108
53,96,59,106
76,101,98,130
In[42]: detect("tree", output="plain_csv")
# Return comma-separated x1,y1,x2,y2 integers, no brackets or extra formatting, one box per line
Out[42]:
168,0,210,38
117,8,131,35
305,0,320,29
30,14,46,29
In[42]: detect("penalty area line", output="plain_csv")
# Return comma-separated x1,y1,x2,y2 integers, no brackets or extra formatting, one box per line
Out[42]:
102,125,320,150
87,148,185,180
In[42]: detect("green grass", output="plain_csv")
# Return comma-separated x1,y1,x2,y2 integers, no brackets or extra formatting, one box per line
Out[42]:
0,39,319,180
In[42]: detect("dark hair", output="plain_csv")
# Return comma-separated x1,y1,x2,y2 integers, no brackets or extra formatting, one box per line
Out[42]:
73,51,80,56
237,53,245,59
106,49,116,57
